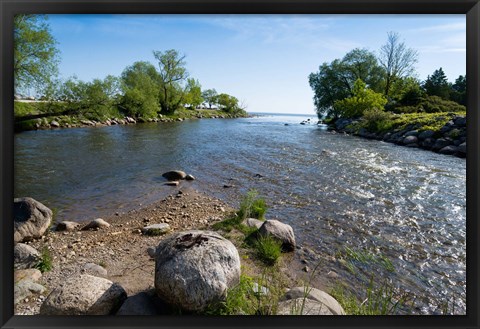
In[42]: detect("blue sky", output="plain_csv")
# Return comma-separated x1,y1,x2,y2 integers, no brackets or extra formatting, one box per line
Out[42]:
47,14,466,115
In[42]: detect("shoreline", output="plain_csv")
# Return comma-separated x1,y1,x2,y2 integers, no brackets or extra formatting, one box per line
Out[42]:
15,187,323,315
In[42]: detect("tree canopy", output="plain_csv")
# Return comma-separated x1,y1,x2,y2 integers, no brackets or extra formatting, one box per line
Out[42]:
14,14,60,95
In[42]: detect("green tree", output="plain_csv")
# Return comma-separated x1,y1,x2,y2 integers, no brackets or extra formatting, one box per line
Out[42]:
120,61,161,118
153,49,189,114
14,14,60,95
378,32,418,97
202,88,218,108
333,79,388,118
423,68,451,100
309,49,385,119
450,75,466,105
216,93,240,113
184,78,204,109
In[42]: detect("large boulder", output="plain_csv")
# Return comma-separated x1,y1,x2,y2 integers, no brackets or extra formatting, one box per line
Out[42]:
258,220,296,252
162,170,187,181
40,274,127,315
154,230,241,312
14,280,46,305
14,197,53,243
281,287,345,315
14,243,41,269
438,145,458,155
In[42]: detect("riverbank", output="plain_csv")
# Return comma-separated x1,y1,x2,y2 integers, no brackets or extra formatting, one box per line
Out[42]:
14,101,250,132
326,112,466,158
14,187,329,315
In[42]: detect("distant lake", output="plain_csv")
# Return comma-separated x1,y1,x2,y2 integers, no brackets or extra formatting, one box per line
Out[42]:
14,113,466,314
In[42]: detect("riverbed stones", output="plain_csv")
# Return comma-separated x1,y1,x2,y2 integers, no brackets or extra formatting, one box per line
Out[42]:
258,220,296,252
56,221,80,232
162,170,187,181
40,274,127,315
142,223,171,236
281,287,345,315
14,243,41,269
457,142,466,156
403,135,418,145
418,130,436,140
82,218,111,230
14,197,53,243
439,145,458,155
154,230,241,312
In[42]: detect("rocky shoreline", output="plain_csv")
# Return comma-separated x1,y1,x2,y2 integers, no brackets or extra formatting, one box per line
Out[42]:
327,114,466,158
13,177,343,315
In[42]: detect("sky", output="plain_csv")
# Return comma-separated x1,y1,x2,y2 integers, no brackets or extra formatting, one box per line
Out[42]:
46,14,466,115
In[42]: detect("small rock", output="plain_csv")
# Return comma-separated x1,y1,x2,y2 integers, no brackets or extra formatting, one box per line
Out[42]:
185,174,195,181
116,292,160,315
258,220,296,252
142,223,171,236
327,271,339,279
164,181,180,186
147,247,156,258
83,263,108,277
82,218,110,230
243,218,263,229
56,221,80,232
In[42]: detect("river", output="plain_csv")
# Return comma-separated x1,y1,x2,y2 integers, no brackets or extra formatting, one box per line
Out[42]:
14,113,466,314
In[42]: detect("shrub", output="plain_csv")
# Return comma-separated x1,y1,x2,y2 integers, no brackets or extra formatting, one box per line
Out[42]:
361,108,393,132
334,79,388,118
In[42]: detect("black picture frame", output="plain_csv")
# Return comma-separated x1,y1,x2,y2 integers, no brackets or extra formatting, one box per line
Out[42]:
1,1,479,328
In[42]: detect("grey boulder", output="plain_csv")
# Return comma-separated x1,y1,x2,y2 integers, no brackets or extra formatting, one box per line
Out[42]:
82,218,111,230
281,287,345,315
14,243,41,269
154,230,241,312
14,197,53,243
276,298,334,315
56,221,80,232
258,220,296,251
40,274,127,315
116,292,160,315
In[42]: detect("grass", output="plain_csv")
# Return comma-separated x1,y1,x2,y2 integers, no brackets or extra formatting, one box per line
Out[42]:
35,247,53,273
339,246,395,273
252,235,282,266
329,278,411,315
143,228,169,236
237,189,268,221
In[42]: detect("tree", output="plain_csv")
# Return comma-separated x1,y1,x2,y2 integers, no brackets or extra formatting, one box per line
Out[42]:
333,79,388,118
202,89,218,108
423,68,451,100
216,93,239,113
153,49,189,114
120,61,161,118
379,32,418,97
450,75,466,105
309,49,384,118
14,14,60,94
184,78,203,109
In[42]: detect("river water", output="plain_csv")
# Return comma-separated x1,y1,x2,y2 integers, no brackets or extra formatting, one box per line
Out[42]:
14,113,466,314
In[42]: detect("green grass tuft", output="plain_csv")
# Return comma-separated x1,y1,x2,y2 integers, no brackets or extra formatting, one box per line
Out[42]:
35,247,53,273
252,235,282,266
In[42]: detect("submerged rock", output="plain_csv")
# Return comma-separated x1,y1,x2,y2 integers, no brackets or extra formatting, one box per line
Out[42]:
154,230,241,312
162,170,187,181
14,197,53,243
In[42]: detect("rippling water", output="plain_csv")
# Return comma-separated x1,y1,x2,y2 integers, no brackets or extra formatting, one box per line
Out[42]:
14,113,466,314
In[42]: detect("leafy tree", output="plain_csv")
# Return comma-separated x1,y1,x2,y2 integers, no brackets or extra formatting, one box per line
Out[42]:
153,49,189,114
202,88,218,108
184,78,204,109
309,49,385,118
333,79,388,118
216,93,240,113
14,14,60,94
378,32,418,97
394,77,425,106
450,75,466,105
423,68,451,100
120,61,160,118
